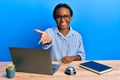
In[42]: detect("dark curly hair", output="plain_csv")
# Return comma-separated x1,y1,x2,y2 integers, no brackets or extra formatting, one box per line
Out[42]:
53,3,73,20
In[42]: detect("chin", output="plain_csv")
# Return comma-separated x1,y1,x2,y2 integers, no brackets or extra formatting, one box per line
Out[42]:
58,25,69,30
60,27,68,30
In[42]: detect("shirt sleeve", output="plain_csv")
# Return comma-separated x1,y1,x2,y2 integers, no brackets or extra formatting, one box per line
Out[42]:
76,35,85,60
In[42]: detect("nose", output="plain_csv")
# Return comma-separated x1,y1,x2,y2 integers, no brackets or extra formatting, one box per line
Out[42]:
61,17,65,22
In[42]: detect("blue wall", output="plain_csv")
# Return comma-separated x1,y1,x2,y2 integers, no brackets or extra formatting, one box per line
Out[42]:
0,0,120,61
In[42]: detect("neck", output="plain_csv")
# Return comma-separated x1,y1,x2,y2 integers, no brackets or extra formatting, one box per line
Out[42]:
58,27,70,36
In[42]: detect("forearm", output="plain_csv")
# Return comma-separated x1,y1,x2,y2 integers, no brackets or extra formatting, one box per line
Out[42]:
72,55,82,61
61,55,82,64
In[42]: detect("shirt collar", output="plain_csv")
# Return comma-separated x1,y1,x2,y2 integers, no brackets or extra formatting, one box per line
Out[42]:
54,27,75,37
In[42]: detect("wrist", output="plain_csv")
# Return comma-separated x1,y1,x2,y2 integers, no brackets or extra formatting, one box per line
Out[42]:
72,56,81,61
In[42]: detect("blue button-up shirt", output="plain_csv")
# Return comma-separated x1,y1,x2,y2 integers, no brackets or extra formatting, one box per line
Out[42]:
41,27,85,61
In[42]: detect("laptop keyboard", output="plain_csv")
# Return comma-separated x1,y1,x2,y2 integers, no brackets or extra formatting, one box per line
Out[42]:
52,64,60,73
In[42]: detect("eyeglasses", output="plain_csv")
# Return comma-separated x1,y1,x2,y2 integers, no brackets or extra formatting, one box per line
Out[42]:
55,15,71,19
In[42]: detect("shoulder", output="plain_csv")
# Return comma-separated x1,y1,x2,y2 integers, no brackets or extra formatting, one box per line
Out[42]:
71,29,83,43
44,27,57,36
71,29,82,38
45,27,55,32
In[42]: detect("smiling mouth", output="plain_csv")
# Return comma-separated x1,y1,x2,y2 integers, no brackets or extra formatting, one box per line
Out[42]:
61,22,67,26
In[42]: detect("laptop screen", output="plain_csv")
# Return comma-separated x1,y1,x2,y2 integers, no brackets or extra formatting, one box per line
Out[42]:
9,47,60,75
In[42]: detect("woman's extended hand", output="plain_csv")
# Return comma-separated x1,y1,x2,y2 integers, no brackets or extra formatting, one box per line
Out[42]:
34,29,52,44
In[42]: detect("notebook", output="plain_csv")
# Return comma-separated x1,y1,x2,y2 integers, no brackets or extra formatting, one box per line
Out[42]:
9,47,60,75
79,61,112,74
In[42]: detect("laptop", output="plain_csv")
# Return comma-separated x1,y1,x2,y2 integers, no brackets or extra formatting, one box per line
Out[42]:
9,47,60,75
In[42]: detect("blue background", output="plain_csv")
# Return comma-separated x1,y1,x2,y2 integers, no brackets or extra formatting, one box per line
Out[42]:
0,0,120,61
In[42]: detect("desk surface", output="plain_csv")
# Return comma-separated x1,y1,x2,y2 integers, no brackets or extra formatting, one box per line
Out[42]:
0,60,120,80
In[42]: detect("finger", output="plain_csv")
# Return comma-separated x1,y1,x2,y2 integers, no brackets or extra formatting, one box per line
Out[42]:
34,29,44,34
38,40,41,45
38,38,44,45
64,57,72,63
38,35,44,45
61,57,68,64
40,34,46,43
42,40,48,44
41,37,52,44
62,59,67,64
41,37,48,44
38,39,46,45
61,58,65,63
67,57,72,62
40,37,45,44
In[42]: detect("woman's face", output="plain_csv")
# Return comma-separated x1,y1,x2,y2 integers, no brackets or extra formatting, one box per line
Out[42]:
55,7,71,30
